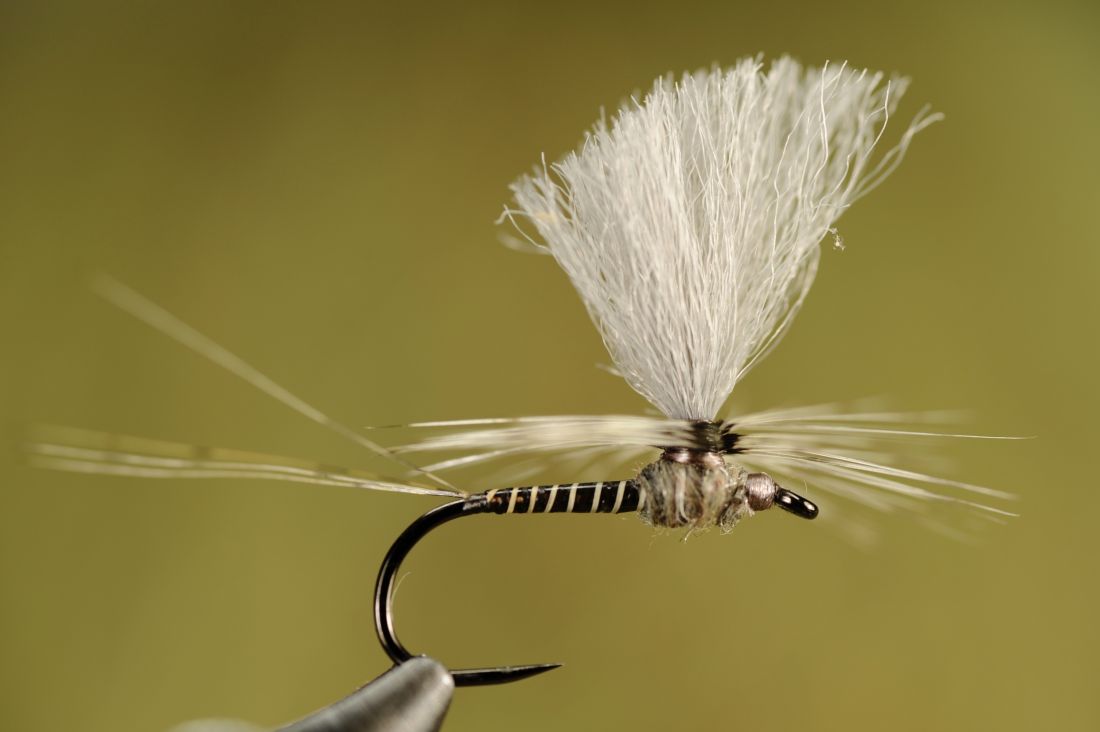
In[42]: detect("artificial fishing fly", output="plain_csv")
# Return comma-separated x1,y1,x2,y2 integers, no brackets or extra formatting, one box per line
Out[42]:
29,56,1016,688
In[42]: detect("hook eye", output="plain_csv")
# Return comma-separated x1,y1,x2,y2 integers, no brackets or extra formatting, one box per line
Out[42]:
774,488,819,520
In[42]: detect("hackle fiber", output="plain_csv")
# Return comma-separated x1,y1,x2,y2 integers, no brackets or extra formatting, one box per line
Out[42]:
507,57,939,420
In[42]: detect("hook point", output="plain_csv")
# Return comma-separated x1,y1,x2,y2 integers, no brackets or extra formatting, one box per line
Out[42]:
452,663,562,687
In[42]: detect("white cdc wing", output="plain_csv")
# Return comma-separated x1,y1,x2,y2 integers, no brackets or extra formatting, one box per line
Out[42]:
728,403,1021,527
506,57,940,420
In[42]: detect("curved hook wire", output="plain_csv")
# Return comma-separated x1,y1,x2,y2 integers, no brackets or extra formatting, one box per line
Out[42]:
373,496,562,686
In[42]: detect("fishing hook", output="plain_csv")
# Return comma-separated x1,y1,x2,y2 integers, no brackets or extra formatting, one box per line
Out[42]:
373,493,561,686
373,478,817,687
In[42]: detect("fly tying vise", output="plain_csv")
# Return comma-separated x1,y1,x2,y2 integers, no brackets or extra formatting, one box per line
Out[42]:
28,56,1017,690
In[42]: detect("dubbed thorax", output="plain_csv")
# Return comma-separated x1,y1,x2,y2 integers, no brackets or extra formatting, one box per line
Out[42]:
637,447,807,531
636,452,744,531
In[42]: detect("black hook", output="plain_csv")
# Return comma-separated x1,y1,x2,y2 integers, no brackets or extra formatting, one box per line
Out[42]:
774,487,819,520
373,496,562,687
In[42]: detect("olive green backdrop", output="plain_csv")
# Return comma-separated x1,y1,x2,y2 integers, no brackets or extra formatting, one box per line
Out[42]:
2,2,1097,730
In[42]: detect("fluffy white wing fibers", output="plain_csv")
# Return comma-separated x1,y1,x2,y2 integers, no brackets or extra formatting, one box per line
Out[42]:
505,57,940,420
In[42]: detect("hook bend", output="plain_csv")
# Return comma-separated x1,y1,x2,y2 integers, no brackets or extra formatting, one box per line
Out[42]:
373,496,561,687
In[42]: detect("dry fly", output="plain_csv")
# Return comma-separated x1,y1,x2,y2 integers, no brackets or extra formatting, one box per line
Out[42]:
28,56,1017,687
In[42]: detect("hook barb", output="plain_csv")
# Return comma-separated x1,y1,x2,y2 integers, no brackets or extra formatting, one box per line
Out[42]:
373,497,562,687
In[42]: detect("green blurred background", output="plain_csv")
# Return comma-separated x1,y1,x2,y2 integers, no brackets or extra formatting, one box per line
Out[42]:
1,2,1097,730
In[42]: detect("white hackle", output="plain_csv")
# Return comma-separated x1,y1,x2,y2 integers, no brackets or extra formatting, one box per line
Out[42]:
381,405,1019,522
505,56,941,420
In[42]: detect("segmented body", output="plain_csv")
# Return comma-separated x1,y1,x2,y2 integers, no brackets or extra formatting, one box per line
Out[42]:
478,445,759,532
